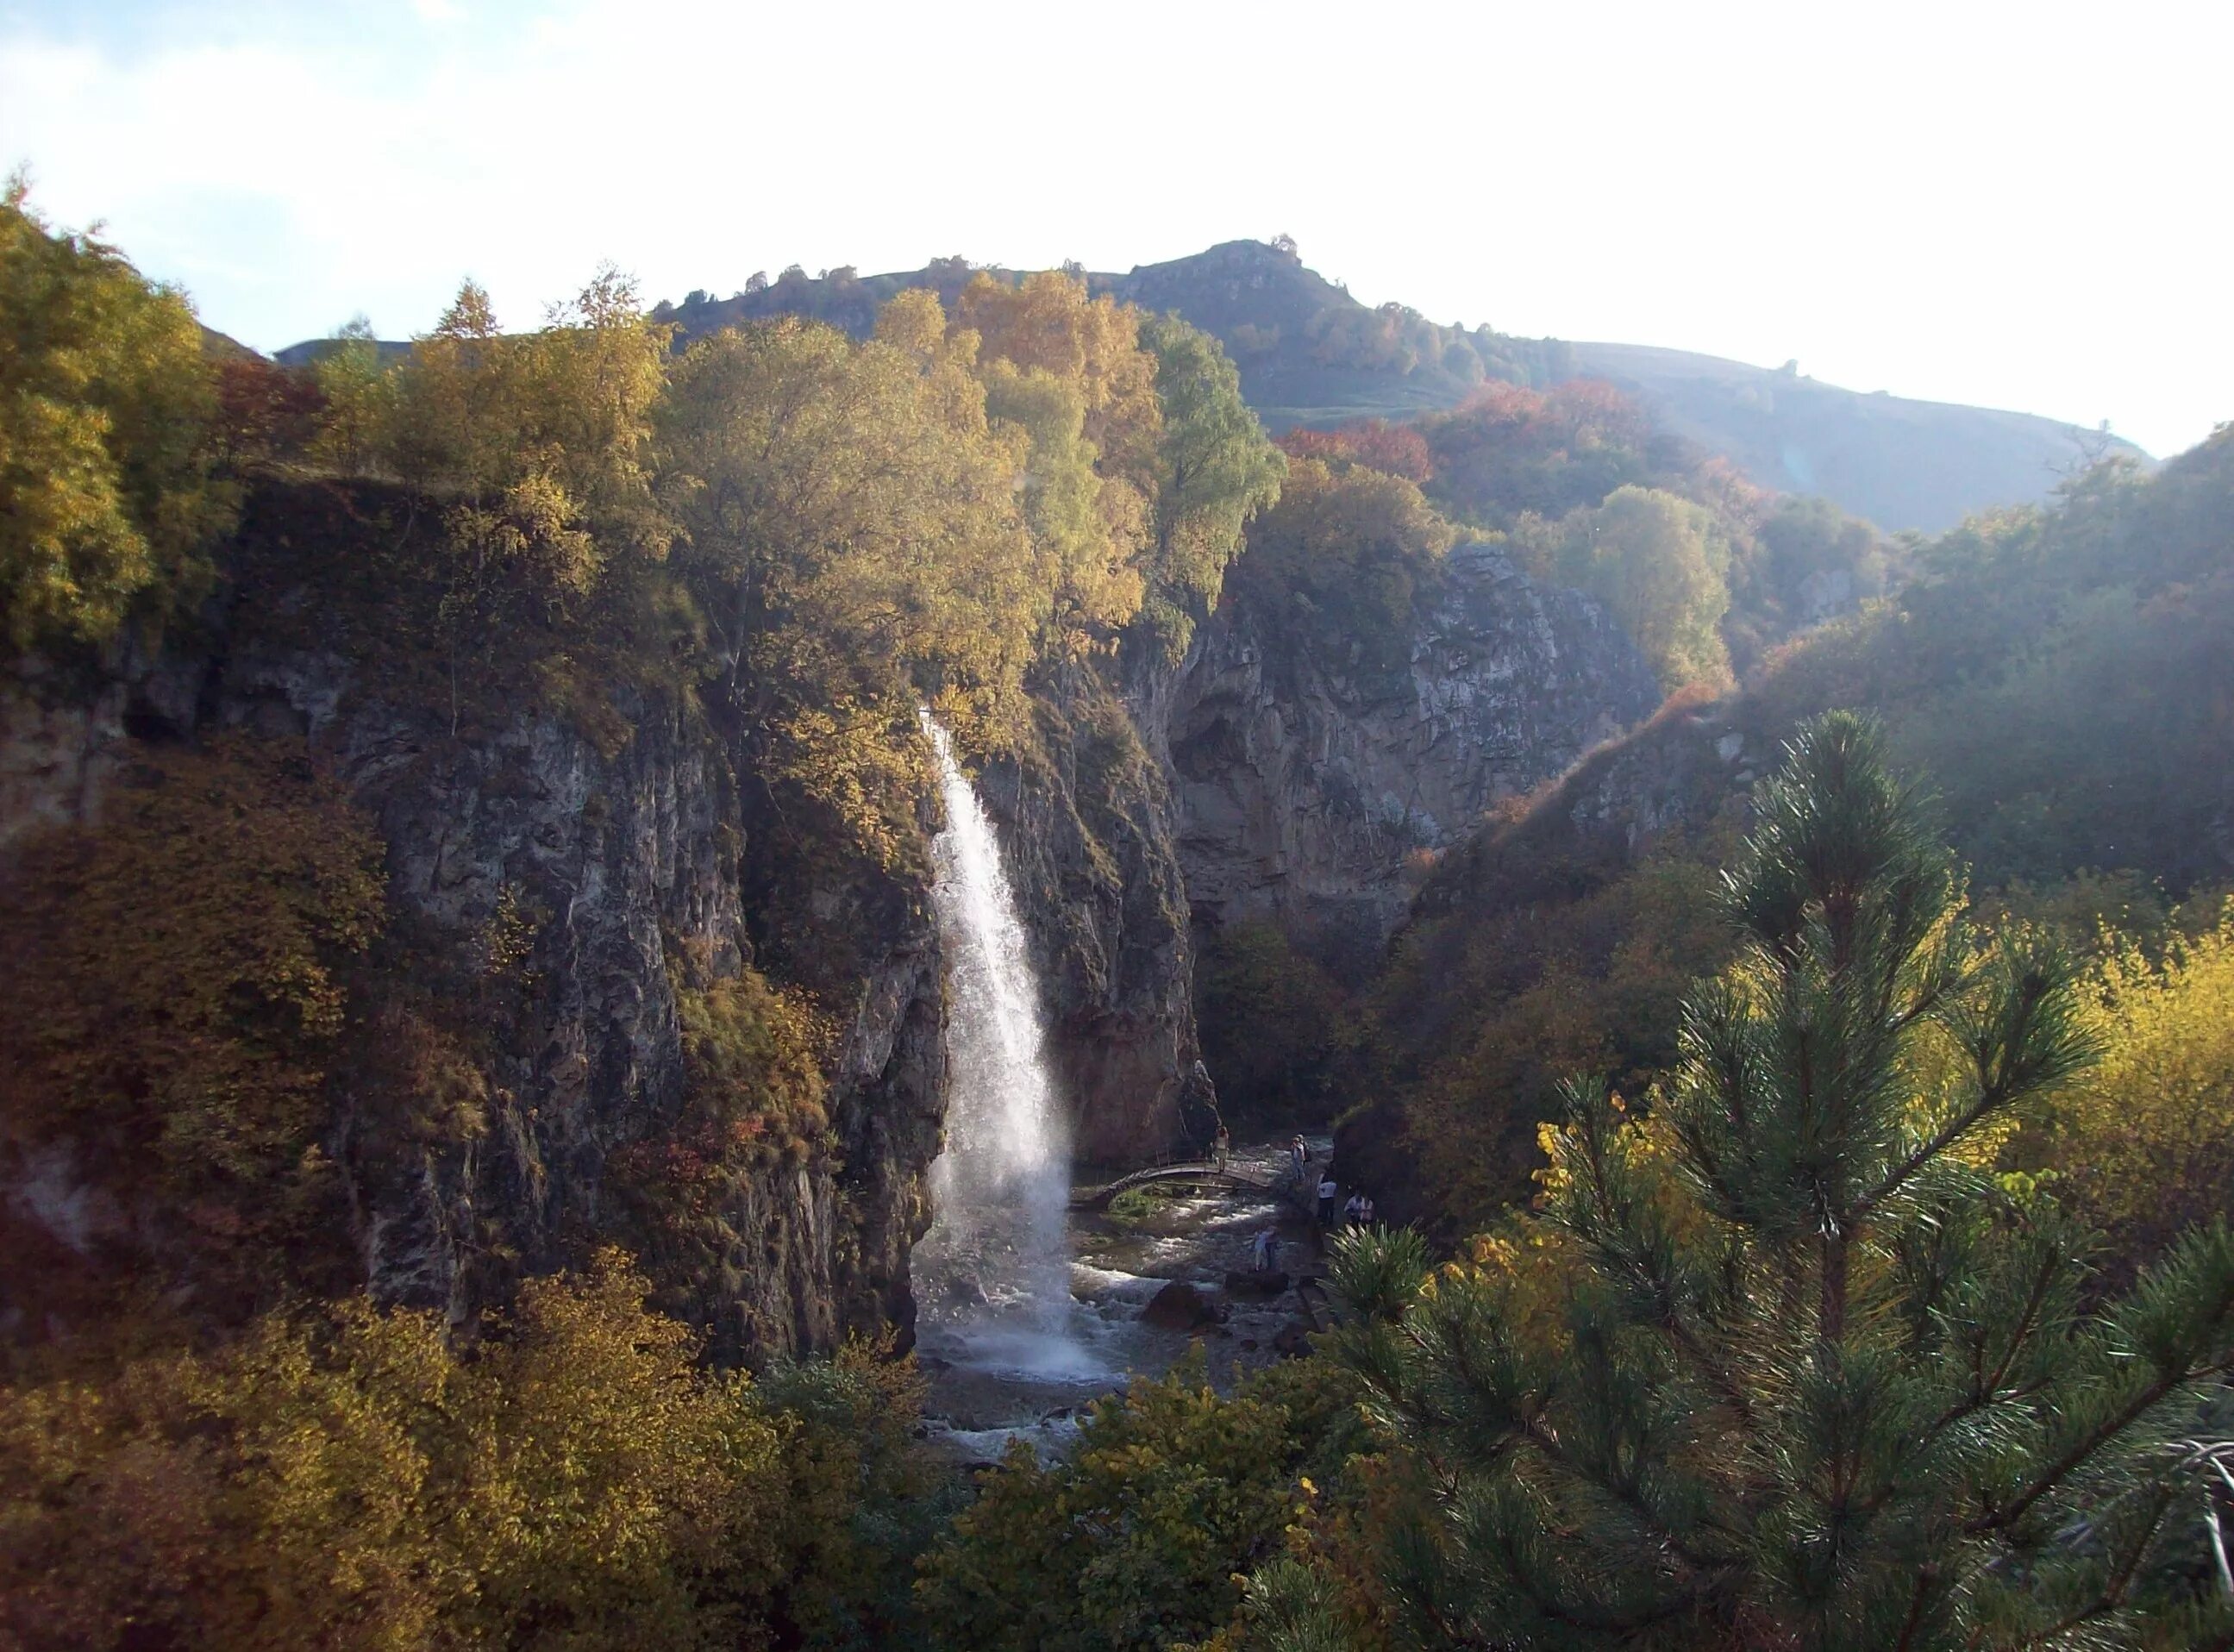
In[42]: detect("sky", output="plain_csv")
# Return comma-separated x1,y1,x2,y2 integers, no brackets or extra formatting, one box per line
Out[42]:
3,0,2225,459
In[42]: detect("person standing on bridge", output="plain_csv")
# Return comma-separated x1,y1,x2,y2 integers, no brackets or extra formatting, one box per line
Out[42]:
1213,1124,1230,1173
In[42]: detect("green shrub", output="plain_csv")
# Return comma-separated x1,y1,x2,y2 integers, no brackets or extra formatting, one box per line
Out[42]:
916,1354,1372,1652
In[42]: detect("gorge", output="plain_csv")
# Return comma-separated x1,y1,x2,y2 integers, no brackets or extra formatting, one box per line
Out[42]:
0,475,1658,1373
8,179,2234,1648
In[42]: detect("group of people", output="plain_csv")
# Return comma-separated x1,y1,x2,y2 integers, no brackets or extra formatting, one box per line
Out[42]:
1292,1136,1374,1231
1240,1133,1377,1276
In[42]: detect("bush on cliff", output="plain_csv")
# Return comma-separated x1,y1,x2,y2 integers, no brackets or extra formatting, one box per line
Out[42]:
0,733,386,1327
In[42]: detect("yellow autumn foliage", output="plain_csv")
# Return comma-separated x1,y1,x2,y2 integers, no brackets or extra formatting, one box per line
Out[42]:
2034,901,2234,1259
1,178,233,648
0,1253,791,1652
0,735,385,1295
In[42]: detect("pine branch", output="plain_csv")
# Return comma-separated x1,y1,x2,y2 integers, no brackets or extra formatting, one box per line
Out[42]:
1968,1362,2225,1537
2011,1481,2176,1647
1513,1412,1738,1576
1915,1242,2062,1454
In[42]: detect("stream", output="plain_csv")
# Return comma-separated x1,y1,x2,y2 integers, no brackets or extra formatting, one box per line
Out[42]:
914,1134,1333,1463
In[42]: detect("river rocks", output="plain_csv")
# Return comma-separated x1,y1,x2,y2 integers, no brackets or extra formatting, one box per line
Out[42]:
1141,1279,1222,1331
942,1276,989,1309
1224,1267,1290,1297
1272,1317,1317,1358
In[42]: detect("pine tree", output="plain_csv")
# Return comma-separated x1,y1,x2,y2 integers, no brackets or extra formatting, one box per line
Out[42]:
1308,713,2234,1650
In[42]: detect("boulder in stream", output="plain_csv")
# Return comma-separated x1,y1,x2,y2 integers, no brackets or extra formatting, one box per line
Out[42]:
1141,1280,1221,1331
1224,1267,1289,1298
1273,1317,1317,1359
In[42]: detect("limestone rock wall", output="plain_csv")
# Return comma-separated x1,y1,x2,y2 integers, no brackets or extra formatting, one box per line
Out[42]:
1168,542,1662,967
0,573,947,1366
977,666,1211,1166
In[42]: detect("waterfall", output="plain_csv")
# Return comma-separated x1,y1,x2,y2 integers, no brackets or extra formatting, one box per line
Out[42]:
913,710,1084,1370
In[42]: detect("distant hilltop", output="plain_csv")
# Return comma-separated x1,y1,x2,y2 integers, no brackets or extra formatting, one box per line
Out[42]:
279,239,2151,535
1555,341,2148,535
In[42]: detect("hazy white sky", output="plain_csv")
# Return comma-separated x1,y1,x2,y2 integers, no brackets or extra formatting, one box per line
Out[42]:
3,0,2225,457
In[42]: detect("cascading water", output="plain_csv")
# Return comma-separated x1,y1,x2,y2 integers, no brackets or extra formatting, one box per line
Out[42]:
912,710,1089,1376
909,716,1308,1458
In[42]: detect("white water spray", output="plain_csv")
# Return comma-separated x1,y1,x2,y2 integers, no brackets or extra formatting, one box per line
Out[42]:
914,710,1084,1370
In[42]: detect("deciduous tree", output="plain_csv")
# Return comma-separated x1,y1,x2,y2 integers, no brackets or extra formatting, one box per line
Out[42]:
1542,484,1732,691
1140,311,1285,646
0,177,231,648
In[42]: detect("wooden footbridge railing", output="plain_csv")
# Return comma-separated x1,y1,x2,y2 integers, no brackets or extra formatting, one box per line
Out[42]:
1066,1155,1327,1214
1070,1160,1276,1211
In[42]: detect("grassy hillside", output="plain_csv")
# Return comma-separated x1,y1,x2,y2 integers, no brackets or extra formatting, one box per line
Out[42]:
1103,240,1571,426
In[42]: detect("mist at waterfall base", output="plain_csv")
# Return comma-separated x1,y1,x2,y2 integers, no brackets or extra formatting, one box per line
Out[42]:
912,713,1106,1384
910,716,1314,1459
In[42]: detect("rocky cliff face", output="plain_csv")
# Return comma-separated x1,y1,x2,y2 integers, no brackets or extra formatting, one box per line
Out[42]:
1168,542,1662,967
0,486,950,1365
977,666,1214,1166
2,483,1679,1354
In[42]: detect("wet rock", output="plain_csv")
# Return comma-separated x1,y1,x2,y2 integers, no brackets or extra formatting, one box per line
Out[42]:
1141,1279,1220,1330
1225,1267,1290,1297
1273,1317,1317,1359
944,1276,988,1308
976,657,1205,1161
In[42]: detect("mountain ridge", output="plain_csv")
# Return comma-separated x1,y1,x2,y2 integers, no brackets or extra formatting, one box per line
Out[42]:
272,236,2151,536
636,237,2151,532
